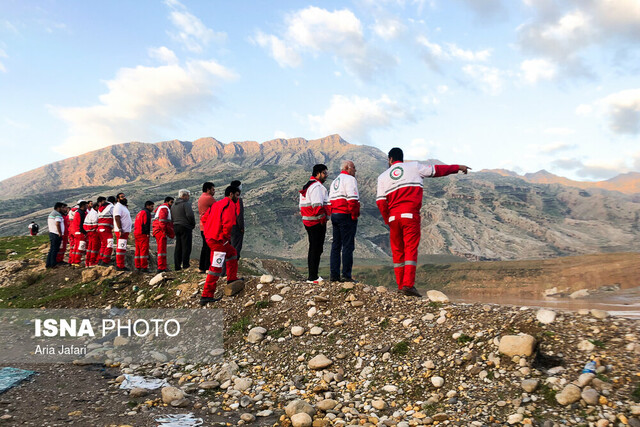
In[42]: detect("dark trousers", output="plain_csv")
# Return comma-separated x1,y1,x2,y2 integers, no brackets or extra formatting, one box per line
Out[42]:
174,225,193,270
305,223,326,281
231,226,243,259
330,213,357,279
199,231,211,272
46,232,61,268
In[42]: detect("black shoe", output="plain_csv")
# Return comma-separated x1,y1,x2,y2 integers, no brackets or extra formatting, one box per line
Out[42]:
199,296,222,306
399,286,422,298
116,266,130,272
57,261,69,265
140,268,151,273
341,276,356,283
330,277,341,282
157,269,168,273
199,269,207,274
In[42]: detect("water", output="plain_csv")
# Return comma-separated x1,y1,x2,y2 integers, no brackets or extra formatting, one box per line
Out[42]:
447,286,640,319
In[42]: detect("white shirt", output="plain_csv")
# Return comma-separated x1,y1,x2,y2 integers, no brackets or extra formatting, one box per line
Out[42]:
113,203,132,233
47,211,63,236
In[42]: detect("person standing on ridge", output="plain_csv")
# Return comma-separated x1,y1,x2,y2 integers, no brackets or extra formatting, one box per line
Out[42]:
113,193,132,271
69,200,88,266
198,182,216,273
376,147,470,297
84,200,100,267
328,160,360,283
56,204,70,265
134,200,155,272
230,180,245,260
153,197,175,273
46,202,65,269
97,196,116,266
28,221,39,236
171,189,196,271
200,186,243,306
299,164,330,284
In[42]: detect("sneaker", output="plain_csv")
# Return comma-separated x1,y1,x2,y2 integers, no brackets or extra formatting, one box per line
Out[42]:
399,286,422,298
313,276,324,284
199,296,222,306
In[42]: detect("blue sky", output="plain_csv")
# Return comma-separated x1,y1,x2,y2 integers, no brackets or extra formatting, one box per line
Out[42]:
1,0,639,181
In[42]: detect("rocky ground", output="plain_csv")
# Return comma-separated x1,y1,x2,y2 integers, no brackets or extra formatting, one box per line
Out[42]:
0,242,639,426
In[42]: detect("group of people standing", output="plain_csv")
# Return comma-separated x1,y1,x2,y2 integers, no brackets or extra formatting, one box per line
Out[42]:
44,181,246,305
299,147,470,297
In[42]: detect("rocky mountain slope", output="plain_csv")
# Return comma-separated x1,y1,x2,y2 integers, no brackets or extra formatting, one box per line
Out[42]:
1,135,639,261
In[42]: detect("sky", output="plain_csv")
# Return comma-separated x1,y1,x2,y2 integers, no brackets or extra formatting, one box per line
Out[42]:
1,0,639,182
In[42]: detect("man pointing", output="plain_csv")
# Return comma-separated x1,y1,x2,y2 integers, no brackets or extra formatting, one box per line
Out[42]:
376,147,470,297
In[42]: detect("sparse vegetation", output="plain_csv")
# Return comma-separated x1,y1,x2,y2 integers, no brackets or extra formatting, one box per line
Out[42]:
456,334,473,345
229,317,251,334
392,340,409,355
379,318,389,329
539,383,557,405
589,339,606,348
255,300,269,309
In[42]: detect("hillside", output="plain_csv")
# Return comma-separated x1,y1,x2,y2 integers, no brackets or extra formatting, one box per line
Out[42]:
1,136,640,261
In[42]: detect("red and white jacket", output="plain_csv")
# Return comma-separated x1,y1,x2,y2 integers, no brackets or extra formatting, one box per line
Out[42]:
328,171,360,220
152,204,175,239
67,206,79,231
83,208,98,233
70,208,87,235
97,203,114,230
203,197,237,242
299,177,329,227
376,161,459,224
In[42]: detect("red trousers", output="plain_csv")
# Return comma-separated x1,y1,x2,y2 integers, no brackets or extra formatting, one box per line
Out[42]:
202,239,238,298
389,213,421,289
134,234,150,269
154,232,167,270
85,231,100,266
56,235,68,263
69,233,86,265
114,232,129,269
97,228,114,263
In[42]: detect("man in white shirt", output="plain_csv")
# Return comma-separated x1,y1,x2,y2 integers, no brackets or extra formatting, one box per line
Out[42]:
113,192,132,271
46,202,65,268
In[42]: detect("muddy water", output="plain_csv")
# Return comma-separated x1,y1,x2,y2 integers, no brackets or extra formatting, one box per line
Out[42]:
447,287,640,319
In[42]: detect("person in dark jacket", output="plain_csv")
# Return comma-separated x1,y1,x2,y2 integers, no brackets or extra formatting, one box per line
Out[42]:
171,189,196,271
230,180,245,259
134,200,155,272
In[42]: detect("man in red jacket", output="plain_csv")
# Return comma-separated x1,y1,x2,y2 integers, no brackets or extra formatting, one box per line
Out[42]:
97,196,116,266
200,186,242,306
299,164,330,284
376,147,470,297
152,197,175,273
83,200,100,267
134,201,155,272
69,200,88,266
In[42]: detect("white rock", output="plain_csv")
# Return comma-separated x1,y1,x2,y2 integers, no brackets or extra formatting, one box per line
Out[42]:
498,334,537,357
316,399,338,411
149,273,165,286
570,289,590,299
543,287,558,296
260,274,274,284
307,307,317,317
270,294,283,302
578,339,596,352
521,379,539,392
291,413,312,427
577,373,595,387
291,326,305,336
536,309,557,324
436,316,447,325
507,414,524,424
581,388,599,405
310,326,323,335
431,376,444,388
376,286,387,293
161,386,184,404
630,405,640,415
590,309,609,319
247,327,267,344
256,410,273,417
402,319,414,328
372,399,387,410
556,384,582,405
426,290,449,303
382,385,398,393
308,354,333,370
422,360,436,370
285,399,316,417
423,313,435,321
234,377,253,392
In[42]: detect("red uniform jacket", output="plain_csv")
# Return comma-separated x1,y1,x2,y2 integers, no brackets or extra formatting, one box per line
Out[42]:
203,197,237,242
134,209,152,236
70,209,87,235
152,204,175,239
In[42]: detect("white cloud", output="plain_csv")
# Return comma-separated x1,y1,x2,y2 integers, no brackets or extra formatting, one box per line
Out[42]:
600,89,640,135
520,58,557,83
372,17,406,40
462,64,504,95
551,157,628,179
544,127,575,135
576,103,593,115
255,6,396,80
51,60,237,156
274,130,289,139
148,46,179,65
253,32,302,68
308,94,411,143
532,141,575,154
165,0,226,53
518,0,640,76
0,48,7,73
417,36,491,71
406,137,440,159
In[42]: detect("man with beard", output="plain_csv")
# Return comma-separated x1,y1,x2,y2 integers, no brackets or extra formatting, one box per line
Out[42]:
69,200,88,266
97,196,116,266
171,189,196,271
113,193,132,271
198,182,216,273
83,200,100,267
299,164,330,284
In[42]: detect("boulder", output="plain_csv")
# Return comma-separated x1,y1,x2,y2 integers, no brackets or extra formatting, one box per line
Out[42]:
536,309,557,324
570,289,590,299
498,334,537,357
81,269,100,283
224,279,245,296
291,413,312,427
590,309,609,319
291,326,305,336
247,327,267,344
260,274,274,284
426,290,449,303
308,354,333,370
234,377,253,392
556,384,581,405
581,388,599,405
285,399,316,418
149,273,165,286
161,386,185,404
521,379,539,392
